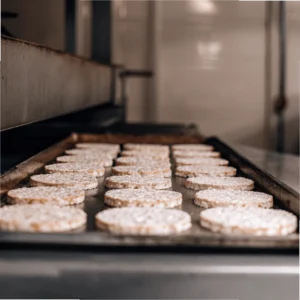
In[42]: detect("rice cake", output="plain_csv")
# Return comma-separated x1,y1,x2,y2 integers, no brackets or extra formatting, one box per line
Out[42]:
116,157,171,167
75,143,120,152
30,173,98,190
172,144,214,152
0,204,87,232
45,163,105,177
105,176,172,190
176,165,236,177
121,150,169,160
56,155,113,167
112,166,171,177
95,207,191,235
7,187,85,206
186,175,254,191
65,148,117,159
200,207,297,236
123,143,169,154
194,189,273,209
175,158,229,166
104,189,182,208
173,150,220,158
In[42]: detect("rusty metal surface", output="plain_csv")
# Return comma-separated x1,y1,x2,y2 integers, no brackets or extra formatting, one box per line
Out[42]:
1,37,112,130
0,133,298,251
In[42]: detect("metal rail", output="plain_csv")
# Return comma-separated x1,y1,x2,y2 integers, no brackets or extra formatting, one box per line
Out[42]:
275,1,287,153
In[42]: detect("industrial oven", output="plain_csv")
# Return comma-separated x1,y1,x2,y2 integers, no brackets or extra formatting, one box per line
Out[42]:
0,37,299,300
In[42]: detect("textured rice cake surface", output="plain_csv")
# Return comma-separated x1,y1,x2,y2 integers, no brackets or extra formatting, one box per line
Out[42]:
123,143,169,153
75,143,120,152
172,144,214,152
105,189,182,208
30,173,98,190
112,166,171,177
7,187,85,206
121,150,169,160
186,175,254,191
45,163,105,177
65,148,117,158
175,158,229,166
200,207,297,236
176,165,236,177
105,176,172,190
116,157,171,167
194,189,273,208
95,207,191,235
0,204,87,232
173,150,220,158
56,155,113,167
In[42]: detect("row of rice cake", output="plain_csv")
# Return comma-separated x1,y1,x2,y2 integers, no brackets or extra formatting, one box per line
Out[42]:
1,143,173,233
104,143,297,237
96,144,189,235
172,143,297,237
1,143,119,232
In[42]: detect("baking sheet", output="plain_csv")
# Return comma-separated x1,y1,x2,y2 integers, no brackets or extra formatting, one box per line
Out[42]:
0,133,299,250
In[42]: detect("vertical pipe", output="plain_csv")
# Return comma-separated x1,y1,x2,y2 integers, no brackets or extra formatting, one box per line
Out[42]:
264,2,272,150
65,0,76,54
145,0,162,122
121,76,127,122
277,1,286,153
279,2,286,101
92,0,111,64
75,0,92,58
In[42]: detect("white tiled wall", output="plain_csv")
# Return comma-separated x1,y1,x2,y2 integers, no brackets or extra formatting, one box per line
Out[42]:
158,1,266,147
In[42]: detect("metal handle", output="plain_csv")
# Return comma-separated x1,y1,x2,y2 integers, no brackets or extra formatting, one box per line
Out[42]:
120,70,153,78
2,12,18,18
119,69,153,122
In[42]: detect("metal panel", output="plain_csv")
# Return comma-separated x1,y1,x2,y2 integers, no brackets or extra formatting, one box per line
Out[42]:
1,37,112,130
0,251,298,299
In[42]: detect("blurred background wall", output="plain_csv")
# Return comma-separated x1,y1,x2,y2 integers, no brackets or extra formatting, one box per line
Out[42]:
112,0,299,154
2,0,65,50
2,0,299,154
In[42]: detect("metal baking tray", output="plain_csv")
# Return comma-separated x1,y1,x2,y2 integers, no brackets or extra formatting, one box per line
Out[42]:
0,133,299,251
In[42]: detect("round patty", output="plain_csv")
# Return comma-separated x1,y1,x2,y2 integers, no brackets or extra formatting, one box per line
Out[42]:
0,204,87,232
104,189,182,208
200,207,297,236
95,207,191,235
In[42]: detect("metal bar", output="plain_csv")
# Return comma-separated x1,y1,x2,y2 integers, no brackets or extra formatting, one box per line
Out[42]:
276,1,286,153
65,0,76,54
120,75,127,122
264,2,272,150
119,69,153,122
149,0,162,123
1,37,112,131
279,2,286,99
92,0,111,64
75,0,92,58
